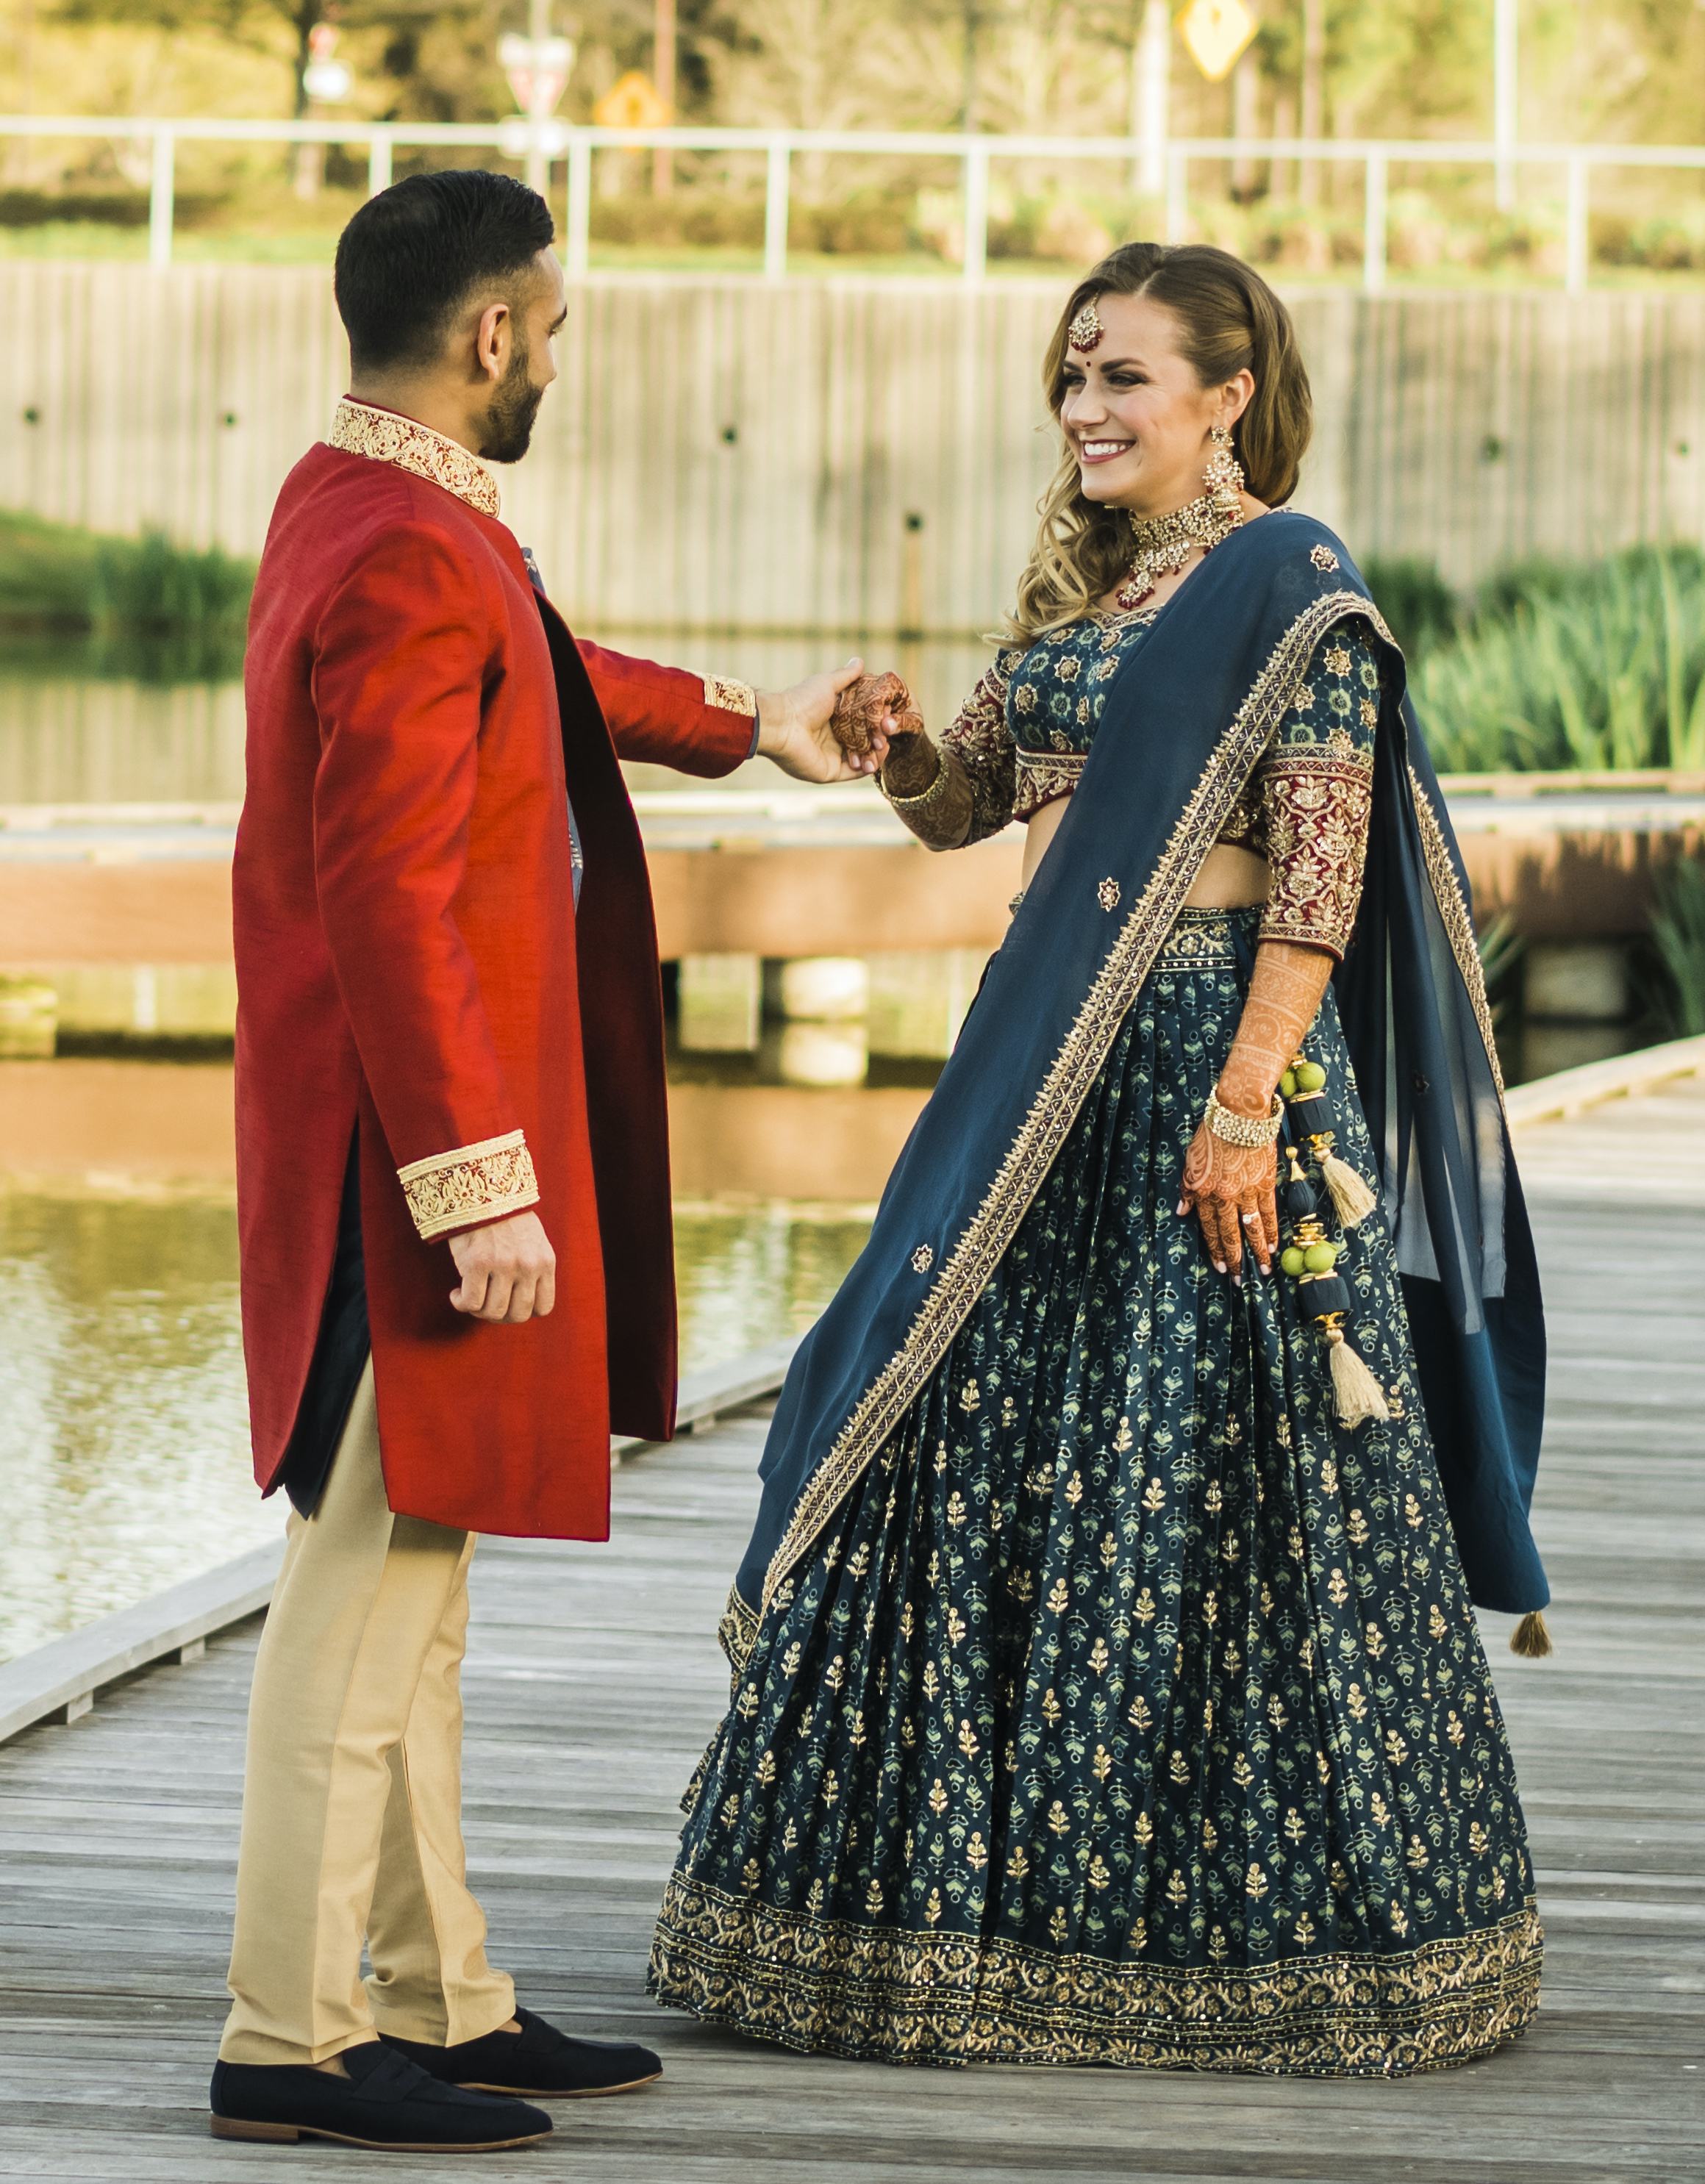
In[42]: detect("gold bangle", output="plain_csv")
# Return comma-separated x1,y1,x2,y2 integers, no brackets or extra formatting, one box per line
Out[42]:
882,745,948,810
1204,1090,1284,1148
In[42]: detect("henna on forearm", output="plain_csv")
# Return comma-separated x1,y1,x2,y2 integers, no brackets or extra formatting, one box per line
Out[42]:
880,731,940,797
1180,939,1336,1279
1215,942,1336,1117
882,741,975,850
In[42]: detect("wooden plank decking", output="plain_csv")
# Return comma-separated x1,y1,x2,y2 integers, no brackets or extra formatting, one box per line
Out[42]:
1,1082,1702,2181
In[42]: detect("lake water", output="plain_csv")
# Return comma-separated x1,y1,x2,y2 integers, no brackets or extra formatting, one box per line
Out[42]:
0,1142,879,1666
0,630,993,807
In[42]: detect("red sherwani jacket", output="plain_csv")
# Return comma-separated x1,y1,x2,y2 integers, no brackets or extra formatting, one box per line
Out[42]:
233,398,757,1539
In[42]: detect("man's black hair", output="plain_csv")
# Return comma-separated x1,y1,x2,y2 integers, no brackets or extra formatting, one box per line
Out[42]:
335,171,556,373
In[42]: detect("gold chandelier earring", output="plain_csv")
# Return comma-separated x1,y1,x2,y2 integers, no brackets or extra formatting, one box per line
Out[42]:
1203,422,1245,516
1112,426,1248,612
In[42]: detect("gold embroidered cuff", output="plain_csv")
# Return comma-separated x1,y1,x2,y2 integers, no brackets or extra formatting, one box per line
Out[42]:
397,1128,540,1241
704,675,757,715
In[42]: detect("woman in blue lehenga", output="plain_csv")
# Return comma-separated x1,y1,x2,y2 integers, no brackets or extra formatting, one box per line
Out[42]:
650,244,1549,2074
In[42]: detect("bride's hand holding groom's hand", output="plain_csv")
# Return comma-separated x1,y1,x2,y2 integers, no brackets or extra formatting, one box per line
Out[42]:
756,656,903,783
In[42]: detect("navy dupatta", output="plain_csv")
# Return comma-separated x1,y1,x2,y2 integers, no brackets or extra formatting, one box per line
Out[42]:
731,510,1548,1636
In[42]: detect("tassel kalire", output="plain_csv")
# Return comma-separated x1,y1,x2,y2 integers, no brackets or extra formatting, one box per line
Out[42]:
1280,1055,1377,1228
1275,1073,1390,1429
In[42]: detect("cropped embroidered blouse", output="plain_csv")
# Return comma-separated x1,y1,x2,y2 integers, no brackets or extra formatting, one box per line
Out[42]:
940,607,1381,959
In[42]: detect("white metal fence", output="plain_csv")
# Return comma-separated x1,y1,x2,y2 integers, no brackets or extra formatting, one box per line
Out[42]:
3,112,1705,293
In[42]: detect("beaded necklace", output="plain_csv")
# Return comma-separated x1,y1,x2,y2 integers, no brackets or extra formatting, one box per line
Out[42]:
1113,488,1245,612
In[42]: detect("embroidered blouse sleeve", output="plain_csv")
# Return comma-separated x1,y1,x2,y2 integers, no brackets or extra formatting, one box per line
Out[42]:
940,649,1022,845
1256,618,1381,960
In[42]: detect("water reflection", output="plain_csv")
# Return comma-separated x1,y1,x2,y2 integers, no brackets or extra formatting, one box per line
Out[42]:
0,1184,260,1666
0,656,246,806
0,628,992,808
0,1070,879,1661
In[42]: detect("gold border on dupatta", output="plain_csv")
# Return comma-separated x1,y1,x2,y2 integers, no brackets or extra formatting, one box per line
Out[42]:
758,587,1381,1621
1407,766,1507,1101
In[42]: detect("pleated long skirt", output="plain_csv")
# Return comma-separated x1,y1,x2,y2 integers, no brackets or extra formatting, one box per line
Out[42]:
651,906,1541,2072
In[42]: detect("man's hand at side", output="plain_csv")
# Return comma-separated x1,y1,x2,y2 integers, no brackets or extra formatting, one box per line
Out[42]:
448,1211,557,1322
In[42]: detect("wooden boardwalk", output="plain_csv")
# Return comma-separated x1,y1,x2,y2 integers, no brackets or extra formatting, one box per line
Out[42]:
1,1082,1703,2181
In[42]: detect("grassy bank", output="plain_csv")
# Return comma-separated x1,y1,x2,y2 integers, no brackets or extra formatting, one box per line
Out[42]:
0,512,254,679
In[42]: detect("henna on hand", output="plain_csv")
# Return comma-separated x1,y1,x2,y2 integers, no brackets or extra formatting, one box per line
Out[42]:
830,669,923,757
1179,939,1334,1277
1180,1125,1278,1279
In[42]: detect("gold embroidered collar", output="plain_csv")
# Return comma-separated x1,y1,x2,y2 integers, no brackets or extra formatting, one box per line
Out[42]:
328,398,501,518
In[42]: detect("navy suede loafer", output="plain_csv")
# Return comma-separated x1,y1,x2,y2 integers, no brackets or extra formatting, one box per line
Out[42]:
210,2042,553,2149
380,2006,662,2097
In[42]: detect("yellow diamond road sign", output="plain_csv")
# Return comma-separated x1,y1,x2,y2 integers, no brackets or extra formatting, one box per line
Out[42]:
1178,0,1257,83
593,70,671,131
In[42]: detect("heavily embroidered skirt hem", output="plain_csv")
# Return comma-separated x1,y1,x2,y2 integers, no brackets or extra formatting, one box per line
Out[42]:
651,1877,1540,2074
651,909,1542,2074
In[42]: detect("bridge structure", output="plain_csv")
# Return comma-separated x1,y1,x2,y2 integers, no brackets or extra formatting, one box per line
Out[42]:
1,773,1701,965
0,1040,1701,2178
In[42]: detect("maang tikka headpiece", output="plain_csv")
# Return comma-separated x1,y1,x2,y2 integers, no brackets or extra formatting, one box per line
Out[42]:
1068,297,1104,353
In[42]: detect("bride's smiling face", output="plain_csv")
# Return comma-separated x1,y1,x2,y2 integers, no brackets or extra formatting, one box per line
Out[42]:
1059,290,1254,518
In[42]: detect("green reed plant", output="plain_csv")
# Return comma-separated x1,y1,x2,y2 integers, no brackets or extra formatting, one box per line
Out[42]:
1360,557,1460,660
87,529,254,637
0,512,254,679
1,511,254,635
1650,855,1705,1036
1409,545,1705,773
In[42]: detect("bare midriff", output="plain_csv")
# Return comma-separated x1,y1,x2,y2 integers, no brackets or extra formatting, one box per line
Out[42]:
1020,794,1270,909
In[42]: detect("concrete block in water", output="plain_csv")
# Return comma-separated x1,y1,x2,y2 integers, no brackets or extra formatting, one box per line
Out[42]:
679,953,761,1050
867,949,990,1058
774,1023,868,1086
1524,942,1629,1023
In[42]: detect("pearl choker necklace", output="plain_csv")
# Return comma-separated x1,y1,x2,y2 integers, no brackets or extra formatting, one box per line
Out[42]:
1114,489,1245,612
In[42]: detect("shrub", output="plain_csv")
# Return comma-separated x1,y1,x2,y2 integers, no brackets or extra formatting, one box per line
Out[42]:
1410,545,1705,772
1361,557,1460,660
90,530,253,636
1650,855,1705,1036
0,512,254,676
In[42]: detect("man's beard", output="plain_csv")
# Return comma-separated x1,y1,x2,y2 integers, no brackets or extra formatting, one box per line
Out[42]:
478,338,546,465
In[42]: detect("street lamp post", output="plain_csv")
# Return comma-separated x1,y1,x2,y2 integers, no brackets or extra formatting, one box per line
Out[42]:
297,23,352,201
1494,0,1518,212
1131,0,1170,198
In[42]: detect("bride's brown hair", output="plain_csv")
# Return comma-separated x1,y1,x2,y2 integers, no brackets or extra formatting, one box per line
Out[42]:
1004,243,1312,645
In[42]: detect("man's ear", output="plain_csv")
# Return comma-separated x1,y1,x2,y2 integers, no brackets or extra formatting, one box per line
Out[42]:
474,300,510,385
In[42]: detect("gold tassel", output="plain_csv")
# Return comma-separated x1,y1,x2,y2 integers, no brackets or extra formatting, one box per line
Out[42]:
1319,1150,1378,1228
1323,1325,1390,1428
1509,1610,1553,1659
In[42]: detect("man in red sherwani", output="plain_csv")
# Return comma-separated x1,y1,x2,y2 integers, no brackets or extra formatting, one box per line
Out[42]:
210,171,882,2153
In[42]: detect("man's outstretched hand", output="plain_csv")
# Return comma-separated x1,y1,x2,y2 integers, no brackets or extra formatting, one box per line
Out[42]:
448,1210,556,1322
756,657,903,783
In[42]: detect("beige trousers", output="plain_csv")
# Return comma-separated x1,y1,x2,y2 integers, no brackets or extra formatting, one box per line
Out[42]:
219,1362,516,2065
